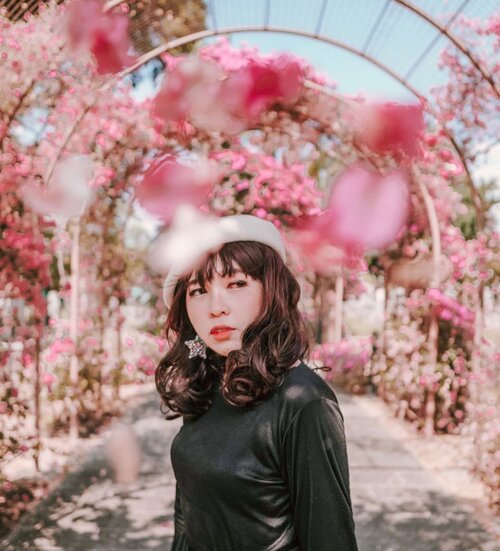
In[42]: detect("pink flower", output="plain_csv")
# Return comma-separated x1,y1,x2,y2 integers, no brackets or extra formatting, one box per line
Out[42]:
136,156,219,223
323,164,410,252
51,338,75,356
418,376,428,387
439,308,453,321
221,55,304,121
352,101,424,160
42,372,57,390
66,0,136,75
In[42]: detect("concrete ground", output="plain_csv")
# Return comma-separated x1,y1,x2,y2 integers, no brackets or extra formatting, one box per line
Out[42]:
1,388,498,551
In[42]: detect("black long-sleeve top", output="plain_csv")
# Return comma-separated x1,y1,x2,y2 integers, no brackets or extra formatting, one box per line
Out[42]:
170,361,358,551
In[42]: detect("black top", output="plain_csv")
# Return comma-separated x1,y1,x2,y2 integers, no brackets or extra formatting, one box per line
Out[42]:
170,361,358,551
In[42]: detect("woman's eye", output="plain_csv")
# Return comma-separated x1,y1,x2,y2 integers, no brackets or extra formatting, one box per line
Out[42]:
230,280,247,288
189,288,205,296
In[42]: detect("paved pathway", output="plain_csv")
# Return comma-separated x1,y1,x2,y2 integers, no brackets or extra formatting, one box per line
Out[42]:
1,388,498,551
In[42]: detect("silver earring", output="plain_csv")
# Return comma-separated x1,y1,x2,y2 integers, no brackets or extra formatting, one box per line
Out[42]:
185,335,207,359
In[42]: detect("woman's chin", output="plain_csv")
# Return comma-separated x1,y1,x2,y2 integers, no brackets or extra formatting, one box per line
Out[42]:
208,338,241,358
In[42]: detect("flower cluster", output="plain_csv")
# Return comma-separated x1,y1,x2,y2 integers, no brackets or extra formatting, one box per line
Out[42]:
208,148,323,226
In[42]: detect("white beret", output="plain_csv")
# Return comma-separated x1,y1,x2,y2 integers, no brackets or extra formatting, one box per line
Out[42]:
161,213,286,309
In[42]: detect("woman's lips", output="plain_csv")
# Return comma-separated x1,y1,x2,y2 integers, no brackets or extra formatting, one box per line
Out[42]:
210,327,235,340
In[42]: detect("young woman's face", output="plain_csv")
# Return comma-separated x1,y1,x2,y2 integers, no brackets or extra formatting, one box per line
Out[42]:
185,260,264,357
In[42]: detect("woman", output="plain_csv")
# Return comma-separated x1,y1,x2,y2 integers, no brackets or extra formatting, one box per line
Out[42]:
155,213,358,551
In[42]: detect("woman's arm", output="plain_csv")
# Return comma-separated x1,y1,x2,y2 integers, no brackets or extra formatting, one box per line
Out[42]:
282,398,359,551
171,482,190,551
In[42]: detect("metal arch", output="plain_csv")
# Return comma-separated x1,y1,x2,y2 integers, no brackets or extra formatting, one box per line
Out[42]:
393,0,498,97
362,0,391,54
403,0,472,82
304,81,487,231
113,24,485,229
102,0,499,98
117,25,424,100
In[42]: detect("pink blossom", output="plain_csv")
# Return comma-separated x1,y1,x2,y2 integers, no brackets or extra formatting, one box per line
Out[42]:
41,372,57,390
352,101,424,160
135,156,219,224
220,54,304,121
50,338,75,356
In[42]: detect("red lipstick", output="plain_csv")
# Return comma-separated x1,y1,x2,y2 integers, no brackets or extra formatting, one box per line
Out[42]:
210,325,235,340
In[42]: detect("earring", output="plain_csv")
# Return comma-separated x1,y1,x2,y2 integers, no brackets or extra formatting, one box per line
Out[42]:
184,335,207,359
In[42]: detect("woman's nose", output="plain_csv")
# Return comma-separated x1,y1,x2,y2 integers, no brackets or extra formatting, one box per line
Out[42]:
208,289,229,316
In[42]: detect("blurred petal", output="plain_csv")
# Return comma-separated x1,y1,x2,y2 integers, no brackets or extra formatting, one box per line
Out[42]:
147,204,225,276
220,55,304,122
154,56,223,126
154,53,304,133
273,54,304,103
352,102,424,160
290,216,367,276
105,422,141,485
20,155,95,225
91,14,136,75
326,164,410,252
65,0,101,48
135,156,219,224
65,0,136,74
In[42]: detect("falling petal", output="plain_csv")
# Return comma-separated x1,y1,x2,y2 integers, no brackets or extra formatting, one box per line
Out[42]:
91,14,136,75
135,156,219,224
65,0,101,48
290,216,367,276
351,101,424,160
154,56,224,127
326,164,410,252
105,422,141,485
20,155,95,225
148,204,226,277
65,0,136,75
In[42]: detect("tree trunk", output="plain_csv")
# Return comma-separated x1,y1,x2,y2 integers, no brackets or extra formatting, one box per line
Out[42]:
33,329,42,472
333,273,344,342
69,220,81,441
423,311,439,438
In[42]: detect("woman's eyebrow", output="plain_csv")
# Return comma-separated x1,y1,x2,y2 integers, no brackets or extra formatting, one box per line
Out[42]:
187,270,245,286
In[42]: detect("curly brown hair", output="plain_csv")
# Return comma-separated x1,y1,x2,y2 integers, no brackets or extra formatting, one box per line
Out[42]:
155,241,312,420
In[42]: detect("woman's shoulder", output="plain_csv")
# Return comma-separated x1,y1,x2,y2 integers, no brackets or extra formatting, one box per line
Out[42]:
276,361,339,415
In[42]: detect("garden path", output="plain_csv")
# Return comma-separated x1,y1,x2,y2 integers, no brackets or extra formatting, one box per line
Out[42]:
1,386,498,551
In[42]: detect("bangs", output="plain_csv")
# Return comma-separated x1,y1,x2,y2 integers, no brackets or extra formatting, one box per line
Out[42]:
188,241,265,288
